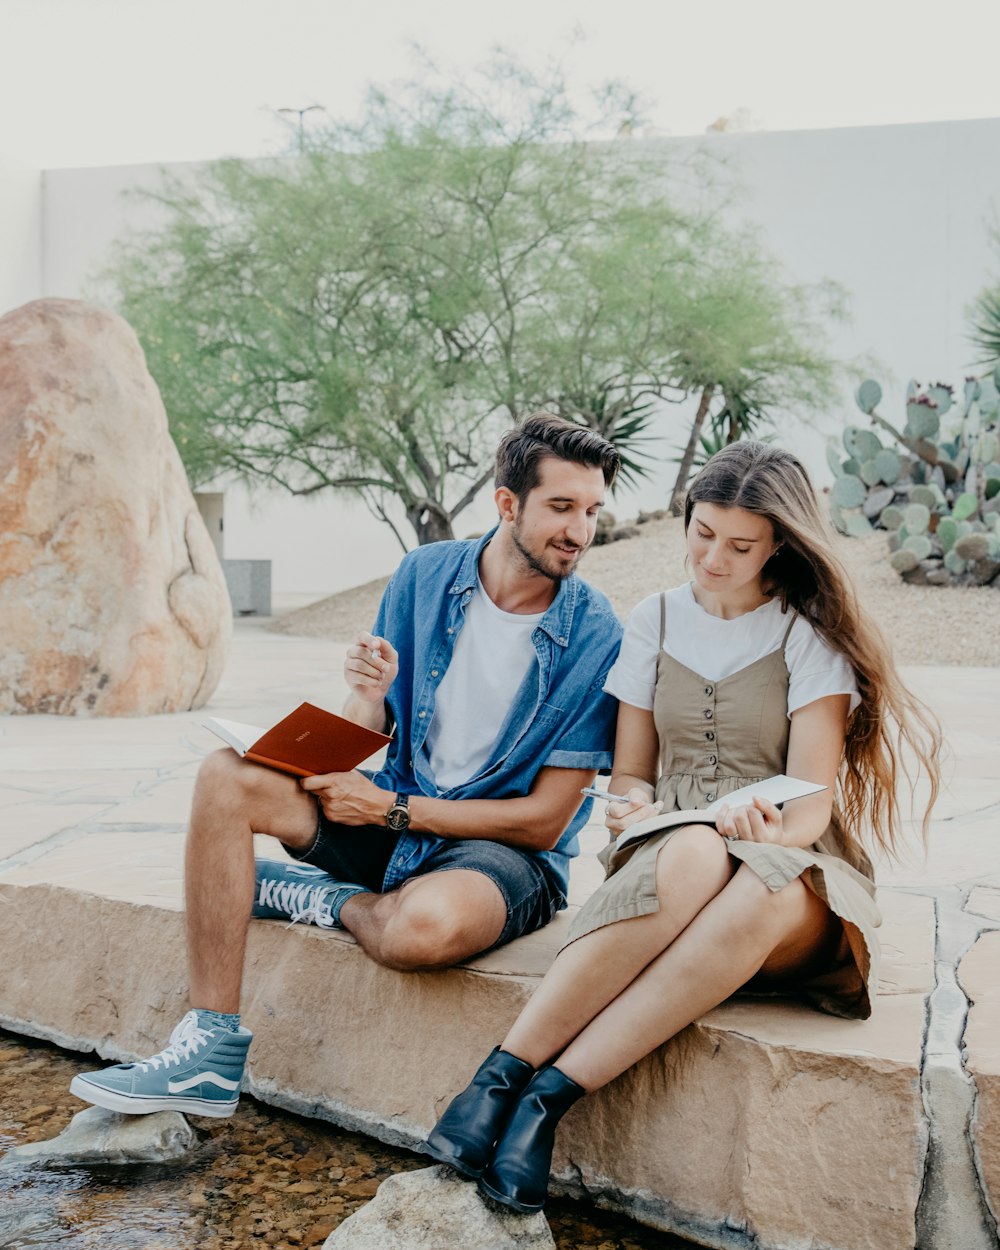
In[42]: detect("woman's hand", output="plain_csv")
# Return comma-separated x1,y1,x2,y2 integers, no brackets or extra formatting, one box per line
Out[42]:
715,795,784,843
606,787,663,837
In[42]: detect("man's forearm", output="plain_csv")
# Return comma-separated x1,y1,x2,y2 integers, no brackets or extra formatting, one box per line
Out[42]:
407,792,563,853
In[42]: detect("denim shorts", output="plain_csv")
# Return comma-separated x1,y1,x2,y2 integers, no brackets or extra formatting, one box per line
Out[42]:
290,809,565,950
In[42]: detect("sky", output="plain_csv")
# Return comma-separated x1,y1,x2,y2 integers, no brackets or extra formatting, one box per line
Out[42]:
1,0,1000,170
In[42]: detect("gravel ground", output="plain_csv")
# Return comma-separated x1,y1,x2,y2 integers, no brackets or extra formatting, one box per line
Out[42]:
269,516,1000,667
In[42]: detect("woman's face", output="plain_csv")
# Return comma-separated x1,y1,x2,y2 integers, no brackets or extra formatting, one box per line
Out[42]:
687,502,778,597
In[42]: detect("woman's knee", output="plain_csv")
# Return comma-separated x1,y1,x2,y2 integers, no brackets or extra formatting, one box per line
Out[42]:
655,824,734,899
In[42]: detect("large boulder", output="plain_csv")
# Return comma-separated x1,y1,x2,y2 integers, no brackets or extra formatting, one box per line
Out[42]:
0,298,230,714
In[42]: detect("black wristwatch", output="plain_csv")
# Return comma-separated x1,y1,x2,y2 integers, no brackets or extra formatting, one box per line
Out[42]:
385,793,411,832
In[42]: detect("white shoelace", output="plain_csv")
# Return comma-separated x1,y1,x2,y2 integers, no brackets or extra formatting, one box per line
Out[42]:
258,877,335,928
136,1012,211,1072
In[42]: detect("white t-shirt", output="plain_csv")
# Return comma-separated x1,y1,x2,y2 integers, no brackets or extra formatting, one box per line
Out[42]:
605,583,860,718
425,579,544,790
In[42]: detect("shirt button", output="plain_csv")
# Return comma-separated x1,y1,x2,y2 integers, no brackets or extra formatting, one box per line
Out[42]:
431,670,439,678
705,685,714,696
706,731,715,741
706,792,717,802
704,709,713,720
418,711,426,719
447,627,454,635
558,636,567,645
709,754,717,765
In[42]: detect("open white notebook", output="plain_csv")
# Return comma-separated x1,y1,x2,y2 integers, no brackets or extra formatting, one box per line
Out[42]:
616,774,827,850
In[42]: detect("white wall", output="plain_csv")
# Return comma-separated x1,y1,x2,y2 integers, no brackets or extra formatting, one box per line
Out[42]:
11,118,1000,595
0,154,42,316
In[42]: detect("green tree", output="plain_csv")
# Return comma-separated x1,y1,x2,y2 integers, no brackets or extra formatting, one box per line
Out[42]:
102,59,840,547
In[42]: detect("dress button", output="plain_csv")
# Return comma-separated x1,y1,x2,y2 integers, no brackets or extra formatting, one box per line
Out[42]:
704,709,713,720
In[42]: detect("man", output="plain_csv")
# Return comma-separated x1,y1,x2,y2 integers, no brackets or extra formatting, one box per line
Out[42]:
71,413,623,1118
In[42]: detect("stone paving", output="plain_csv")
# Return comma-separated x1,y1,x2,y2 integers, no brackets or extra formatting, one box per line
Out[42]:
0,617,997,1250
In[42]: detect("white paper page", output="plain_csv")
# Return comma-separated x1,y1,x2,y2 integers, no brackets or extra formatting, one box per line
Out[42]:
202,717,264,755
705,774,826,813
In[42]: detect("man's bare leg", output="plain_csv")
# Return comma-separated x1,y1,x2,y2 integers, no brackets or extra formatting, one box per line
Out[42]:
340,869,508,971
185,749,318,1012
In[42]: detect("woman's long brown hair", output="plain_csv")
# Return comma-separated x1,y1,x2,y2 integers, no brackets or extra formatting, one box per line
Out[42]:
685,441,942,858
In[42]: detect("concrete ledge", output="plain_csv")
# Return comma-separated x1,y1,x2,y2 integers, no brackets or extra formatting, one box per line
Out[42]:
0,864,931,1250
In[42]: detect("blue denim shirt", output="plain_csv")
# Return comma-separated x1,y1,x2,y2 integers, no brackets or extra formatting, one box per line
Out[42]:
368,528,622,902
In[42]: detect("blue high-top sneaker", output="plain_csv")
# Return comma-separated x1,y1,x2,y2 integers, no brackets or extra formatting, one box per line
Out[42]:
252,858,365,929
70,1011,252,1118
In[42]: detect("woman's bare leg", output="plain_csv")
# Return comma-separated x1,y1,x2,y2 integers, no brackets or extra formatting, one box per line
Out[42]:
554,864,839,1091
502,826,735,1067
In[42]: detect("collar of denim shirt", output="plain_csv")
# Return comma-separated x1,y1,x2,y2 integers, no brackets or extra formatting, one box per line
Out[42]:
446,526,580,649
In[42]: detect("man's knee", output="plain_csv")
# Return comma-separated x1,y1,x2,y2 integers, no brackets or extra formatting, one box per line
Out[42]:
375,887,503,971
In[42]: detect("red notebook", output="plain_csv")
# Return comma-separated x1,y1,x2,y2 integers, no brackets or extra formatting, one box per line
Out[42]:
203,702,392,778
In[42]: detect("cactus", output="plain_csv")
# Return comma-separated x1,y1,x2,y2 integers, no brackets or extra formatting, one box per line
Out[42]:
856,379,882,414
889,548,919,573
937,517,959,553
844,514,873,537
909,485,939,509
832,373,1000,587
903,534,933,559
844,427,881,461
954,533,991,561
904,503,930,533
873,448,901,484
831,475,867,508
906,399,940,440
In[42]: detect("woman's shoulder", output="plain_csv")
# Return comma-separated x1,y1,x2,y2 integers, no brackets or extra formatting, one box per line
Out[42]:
784,609,851,670
625,585,691,631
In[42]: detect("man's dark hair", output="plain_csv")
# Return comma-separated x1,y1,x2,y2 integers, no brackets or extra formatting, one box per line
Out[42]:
494,412,620,503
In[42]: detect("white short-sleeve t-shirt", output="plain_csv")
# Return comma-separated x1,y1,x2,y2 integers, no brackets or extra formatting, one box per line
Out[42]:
605,583,859,718
424,578,543,790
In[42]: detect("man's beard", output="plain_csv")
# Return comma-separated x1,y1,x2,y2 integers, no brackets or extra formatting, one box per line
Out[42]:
511,524,583,583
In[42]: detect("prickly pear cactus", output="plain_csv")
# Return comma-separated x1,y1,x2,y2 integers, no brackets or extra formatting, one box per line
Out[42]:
830,375,1000,587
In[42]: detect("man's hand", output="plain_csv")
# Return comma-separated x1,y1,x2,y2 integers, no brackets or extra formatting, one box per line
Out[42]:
715,796,784,843
606,787,663,837
301,769,392,827
345,632,399,705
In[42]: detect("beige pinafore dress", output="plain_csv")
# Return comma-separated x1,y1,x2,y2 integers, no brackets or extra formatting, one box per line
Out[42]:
566,595,881,1019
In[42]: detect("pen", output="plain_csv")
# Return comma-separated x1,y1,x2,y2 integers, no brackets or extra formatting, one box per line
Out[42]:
580,785,632,803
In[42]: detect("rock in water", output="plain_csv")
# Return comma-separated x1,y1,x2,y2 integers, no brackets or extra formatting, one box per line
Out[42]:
0,298,231,715
322,1166,556,1249
0,1105,196,1168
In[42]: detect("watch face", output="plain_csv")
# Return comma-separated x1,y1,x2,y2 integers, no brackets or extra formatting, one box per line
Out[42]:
386,805,409,832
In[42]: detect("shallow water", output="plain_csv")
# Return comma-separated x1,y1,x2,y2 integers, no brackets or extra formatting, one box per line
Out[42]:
0,1030,692,1250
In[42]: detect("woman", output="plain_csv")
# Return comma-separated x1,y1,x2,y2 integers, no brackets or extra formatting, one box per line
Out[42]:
421,441,942,1213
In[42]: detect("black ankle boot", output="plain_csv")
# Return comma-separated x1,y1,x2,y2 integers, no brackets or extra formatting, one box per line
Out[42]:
422,1047,535,1178
478,1064,586,1213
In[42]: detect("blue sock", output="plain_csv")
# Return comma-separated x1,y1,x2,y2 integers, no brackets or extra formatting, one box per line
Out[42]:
195,1009,241,1033
329,885,369,926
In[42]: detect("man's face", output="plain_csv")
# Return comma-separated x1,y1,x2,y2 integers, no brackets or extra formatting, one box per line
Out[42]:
507,457,607,582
